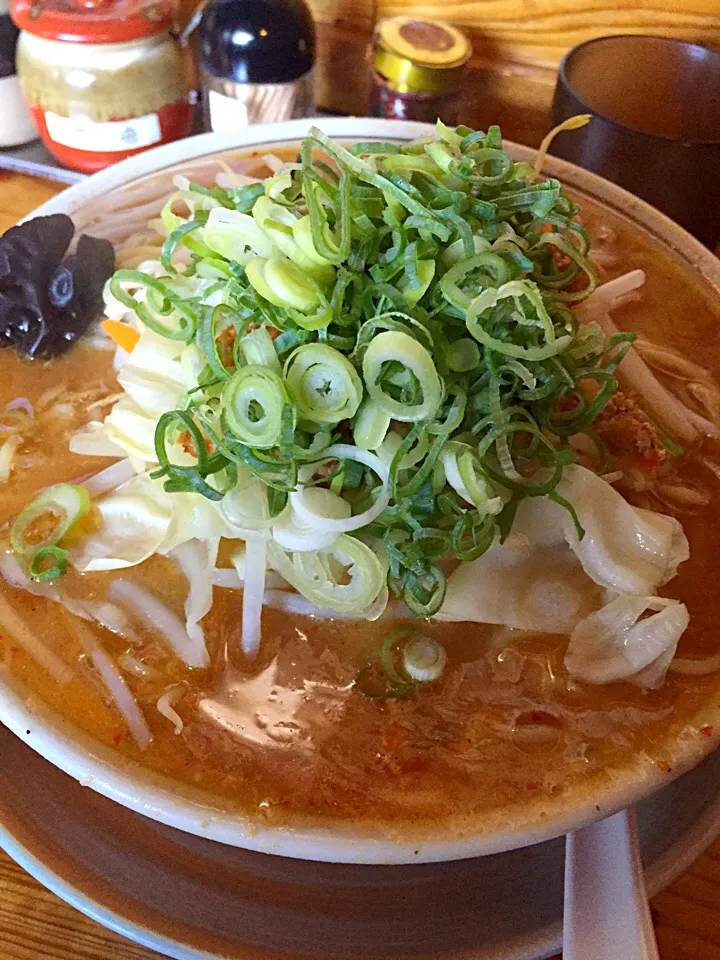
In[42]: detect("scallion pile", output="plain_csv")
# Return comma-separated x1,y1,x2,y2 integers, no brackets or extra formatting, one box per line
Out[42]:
96,122,635,620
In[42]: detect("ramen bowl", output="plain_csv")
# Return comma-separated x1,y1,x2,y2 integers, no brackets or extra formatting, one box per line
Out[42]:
1,118,719,864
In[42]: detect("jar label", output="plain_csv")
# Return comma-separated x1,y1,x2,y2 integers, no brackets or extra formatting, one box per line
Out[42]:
44,111,162,153
208,90,249,131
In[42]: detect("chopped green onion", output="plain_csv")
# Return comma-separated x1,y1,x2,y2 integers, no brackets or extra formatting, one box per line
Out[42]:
465,280,572,361
110,271,197,342
446,337,480,372
363,331,442,422
96,120,648,629
403,635,446,681
355,626,446,699
11,483,90,558
441,442,503,515
246,256,322,312
284,343,363,424
353,398,391,450
30,546,69,582
223,366,293,448
196,305,235,381
239,326,282,375
267,535,385,613
229,181,265,211
440,252,513,310
403,562,446,616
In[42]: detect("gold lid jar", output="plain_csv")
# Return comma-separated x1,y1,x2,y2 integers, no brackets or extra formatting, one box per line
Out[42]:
369,16,471,123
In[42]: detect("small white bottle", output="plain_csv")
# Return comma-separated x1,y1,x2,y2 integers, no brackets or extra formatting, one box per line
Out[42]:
0,0,36,147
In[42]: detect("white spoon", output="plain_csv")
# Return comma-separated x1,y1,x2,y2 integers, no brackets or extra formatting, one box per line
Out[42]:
564,807,660,960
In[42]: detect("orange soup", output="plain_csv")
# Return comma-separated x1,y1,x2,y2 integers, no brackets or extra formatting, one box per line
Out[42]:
1,131,720,832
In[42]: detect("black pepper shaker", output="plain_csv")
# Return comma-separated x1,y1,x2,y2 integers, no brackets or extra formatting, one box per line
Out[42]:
198,0,315,131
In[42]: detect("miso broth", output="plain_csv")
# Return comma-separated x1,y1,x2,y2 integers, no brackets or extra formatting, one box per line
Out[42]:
1,176,720,832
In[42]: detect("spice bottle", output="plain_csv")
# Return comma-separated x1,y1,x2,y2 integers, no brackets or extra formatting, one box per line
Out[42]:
369,16,471,125
0,0,35,146
197,0,314,131
11,0,193,173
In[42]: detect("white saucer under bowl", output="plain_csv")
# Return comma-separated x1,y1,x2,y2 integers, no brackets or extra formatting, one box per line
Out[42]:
1,724,719,960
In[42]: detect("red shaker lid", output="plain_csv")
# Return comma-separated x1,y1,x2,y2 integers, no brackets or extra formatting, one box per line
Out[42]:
11,0,176,43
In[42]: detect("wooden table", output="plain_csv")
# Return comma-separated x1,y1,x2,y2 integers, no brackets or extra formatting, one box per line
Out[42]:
1,169,720,960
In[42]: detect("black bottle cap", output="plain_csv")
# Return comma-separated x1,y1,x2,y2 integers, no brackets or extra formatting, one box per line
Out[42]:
0,11,19,80
198,0,315,85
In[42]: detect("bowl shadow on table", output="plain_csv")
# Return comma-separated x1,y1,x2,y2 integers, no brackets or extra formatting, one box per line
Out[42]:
2,726,719,960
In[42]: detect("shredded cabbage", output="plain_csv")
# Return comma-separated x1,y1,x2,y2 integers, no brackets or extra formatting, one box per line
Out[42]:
70,476,173,573
565,595,689,685
555,466,689,595
437,538,600,635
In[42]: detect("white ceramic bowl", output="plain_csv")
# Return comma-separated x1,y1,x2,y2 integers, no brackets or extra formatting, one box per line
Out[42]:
2,118,720,864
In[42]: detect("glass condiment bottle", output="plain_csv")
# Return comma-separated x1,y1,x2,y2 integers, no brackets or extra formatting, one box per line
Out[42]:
0,0,36,146
11,0,193,173
197,0,314,131
369,16,471,125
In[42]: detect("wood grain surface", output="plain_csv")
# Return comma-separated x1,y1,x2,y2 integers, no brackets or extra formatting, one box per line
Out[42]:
373,1,720,69
0,173,65,234
0,169,719,959
306,0,720,120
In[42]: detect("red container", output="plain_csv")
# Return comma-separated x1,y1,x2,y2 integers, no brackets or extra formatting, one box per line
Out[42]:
12,0,192,173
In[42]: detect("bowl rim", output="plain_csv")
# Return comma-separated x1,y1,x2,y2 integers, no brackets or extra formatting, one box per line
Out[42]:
3,116,720,864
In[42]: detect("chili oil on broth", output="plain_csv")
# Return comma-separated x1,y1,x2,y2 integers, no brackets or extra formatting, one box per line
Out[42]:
1,210,720,833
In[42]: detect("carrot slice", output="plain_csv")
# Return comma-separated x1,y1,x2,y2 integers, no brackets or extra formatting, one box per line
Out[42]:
100,319,140,353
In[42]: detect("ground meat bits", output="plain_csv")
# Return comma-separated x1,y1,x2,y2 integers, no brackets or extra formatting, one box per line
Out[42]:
595,391,669,477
